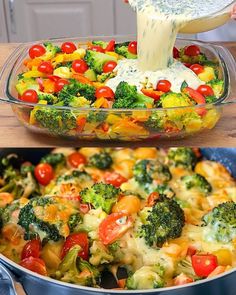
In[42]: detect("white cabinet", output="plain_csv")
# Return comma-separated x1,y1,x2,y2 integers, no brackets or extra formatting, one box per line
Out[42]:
0,0,8,42
4,0,136,42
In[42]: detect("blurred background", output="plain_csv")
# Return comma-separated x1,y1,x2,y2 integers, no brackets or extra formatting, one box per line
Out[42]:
0,0,235,43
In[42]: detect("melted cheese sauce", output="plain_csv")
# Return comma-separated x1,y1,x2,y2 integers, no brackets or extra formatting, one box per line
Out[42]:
128,0,233,71
106,59,203,93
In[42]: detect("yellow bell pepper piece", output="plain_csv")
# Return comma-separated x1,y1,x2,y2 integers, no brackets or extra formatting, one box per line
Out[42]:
111,119,149,137
106,114,122,124
23,71,46,78
213,249,232,266
53,67,71,79
106,52,119,59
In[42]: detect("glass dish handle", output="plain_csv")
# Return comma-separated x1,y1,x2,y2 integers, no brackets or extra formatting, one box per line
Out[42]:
213,44,236,105
0,262,26,295
0,44,25,102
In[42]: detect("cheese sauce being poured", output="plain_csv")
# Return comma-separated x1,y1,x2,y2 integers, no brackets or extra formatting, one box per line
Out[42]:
128,0,233,71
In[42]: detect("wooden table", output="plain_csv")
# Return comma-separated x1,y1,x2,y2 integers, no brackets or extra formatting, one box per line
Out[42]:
0,43,236,147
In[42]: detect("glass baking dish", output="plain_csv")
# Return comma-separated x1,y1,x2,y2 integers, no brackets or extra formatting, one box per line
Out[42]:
0,36,236,142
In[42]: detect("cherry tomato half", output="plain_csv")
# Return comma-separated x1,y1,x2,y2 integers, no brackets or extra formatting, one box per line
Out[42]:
34,163,54,186
103,61,117,73
68,152,87,168
99,213,133,245
156,80,172,93
20,257,47,276
104,172,127,188
29,45,46,59
184,45,201,57
190,64,204,75
192,254,218,277
72,59,88,74
61,42,77,54
21,239,41,260
21,90,38,103
38,61,54,74
61,233,89,260
173,47,180,58
197,85,214,97
95,86,115,100
128,41,137,55
55,79,70,93
183,87,206,104
89,46,105,53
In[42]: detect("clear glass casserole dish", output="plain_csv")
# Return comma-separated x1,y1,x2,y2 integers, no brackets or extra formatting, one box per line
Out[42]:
0,36,236,142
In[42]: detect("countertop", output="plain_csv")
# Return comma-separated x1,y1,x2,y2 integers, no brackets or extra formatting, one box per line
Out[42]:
0,42,236,148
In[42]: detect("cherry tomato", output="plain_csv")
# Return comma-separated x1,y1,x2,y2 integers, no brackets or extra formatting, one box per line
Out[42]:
21,240,41,260
147,192,160,207
156,80,172,93
29,45,46,59
190,64,204,75
95,86,115,100
105,40,115,52
55,79,69,93
184,45,201,57
38,61,54,74
99,213,133,245
128,41,137,55
141,88,163,101
68,152,87,168
192,254,218,277
80,203,90,214
89,45,105,53
103,61,117,73
104,172,127,188
61,42,77,54
197,85,214,97
20,257,47,276
183,87,206,104
21,90,38,103
174,273,194,286
47,75,61,82
34,163,54,186
187,245,197,257
72,59,88,74
173,47,180,58
61,233,89,260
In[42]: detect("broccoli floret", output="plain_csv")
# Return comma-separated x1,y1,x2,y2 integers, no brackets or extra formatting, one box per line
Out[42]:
38,93,58,105
43,42,61,59
92,40,108,49
168,148,197,170
89,152,113,170
115,42,137,59
207,79,224,98
145,112,166,130
86,112,107,124
58,79,95,105
0,156,39,199
0,201,21,225
126,266,165,290
97,72,115,83
56,170,92,185
80,183,120,214
56,245,100,286
34,108,77,134
161,92,192,109
133,160,172,186
84,50,117,74
112,82,154,109
205,95,217,104
175,258,199,280
155,184,175,199
178,49,207,64
68,213,82,232
140,195,185,247
41,153,65,167
18,197,62,242
181,173,212,195
90,240,114,266
202,202,236,243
